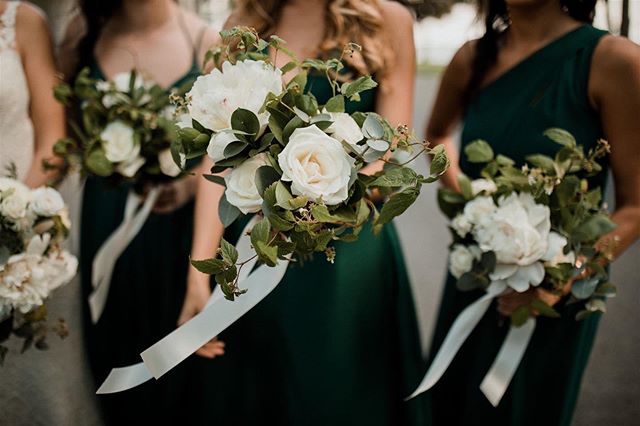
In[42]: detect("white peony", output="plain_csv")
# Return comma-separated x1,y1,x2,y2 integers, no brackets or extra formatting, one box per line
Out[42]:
207,131,240,163
30,187,65,217
463,195,497,228
451,214,472,238
224,153,270,214
325,111,364,151
471,178,498,196
471,192,569,292
187,60,283,131
116,155,145,178
278,125,355,205
449,244,481,279
158,149,184,177
100,120,140,163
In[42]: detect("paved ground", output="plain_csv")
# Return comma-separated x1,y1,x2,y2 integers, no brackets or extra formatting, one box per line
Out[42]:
400,74,640,425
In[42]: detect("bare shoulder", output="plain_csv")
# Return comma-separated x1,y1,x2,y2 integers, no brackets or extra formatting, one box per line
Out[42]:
444,39,475,84
379,0,414,28
180,9,219,43
15,1,49,35
592,35,640,76
223,11,253,30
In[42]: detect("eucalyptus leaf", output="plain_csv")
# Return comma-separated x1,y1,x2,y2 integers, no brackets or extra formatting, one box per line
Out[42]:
219,194,241,227
231,108,260,137
571,277,600,299
86,149,113,177
366,139,390,151
223,141,249,158
362,115,385,140
203,174,226,187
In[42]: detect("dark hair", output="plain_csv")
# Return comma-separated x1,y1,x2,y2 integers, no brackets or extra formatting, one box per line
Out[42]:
75,0,123,75
464,0,598,102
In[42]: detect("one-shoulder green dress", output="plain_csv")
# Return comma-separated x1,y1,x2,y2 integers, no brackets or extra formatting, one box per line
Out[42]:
192,73,430,425
430,25,608,426
79,59,215,425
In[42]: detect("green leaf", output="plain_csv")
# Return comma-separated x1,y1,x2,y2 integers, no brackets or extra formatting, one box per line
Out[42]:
464,140,494,163
287,71,308,92
479,251,497,273
376,187,419,225
220,238,239,265
369,167,418,187
190,258,226,275
282,116,306,142
457,174,473,200
511,306,531,327
203,174,226,186
430,145,450,176
437,188,465,219
311,204,342,224
457,272,488,291
495,155,515,167
0,246,10,267
526,154,556,173
231,108,260,137
275,181,294,209
280,61,297,74
544,128,577,147
255,241,278,267
224,141,249,158
288,196,308,210
366,139,390,151
530,299,560,318
219,194,242,227
255,166,281,197
362,115,384,140
250,218,271,247
573,214,617,242
295,94,319,117
594,282,617,297
86,149,113,177
571,277,600,299
325,95,345,113
341,75,378,100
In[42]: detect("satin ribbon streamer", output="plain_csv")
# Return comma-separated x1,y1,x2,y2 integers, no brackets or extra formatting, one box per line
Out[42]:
407,282,537,407
89,188,160,323
97,217,290,394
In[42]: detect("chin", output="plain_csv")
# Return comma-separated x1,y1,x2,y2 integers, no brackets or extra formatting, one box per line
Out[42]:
505,0,556,7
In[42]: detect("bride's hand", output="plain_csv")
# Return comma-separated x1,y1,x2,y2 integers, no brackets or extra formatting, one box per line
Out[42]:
178,269,226,359
497,286,566,317
151,174,198,215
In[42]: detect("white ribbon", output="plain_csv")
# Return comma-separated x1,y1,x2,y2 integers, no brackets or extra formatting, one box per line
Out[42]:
97,217,290,394
407,282,537,407
89,188,160,323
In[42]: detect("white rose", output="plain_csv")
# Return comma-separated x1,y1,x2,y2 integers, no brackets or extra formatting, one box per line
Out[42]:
30,187,65,217
451,213,472,238
101,121,140,163
449,244,481,279
0,179,32,221
158,149,184,177
463,195,497,227
473,192,559,292
224,153,270,214
207,131,240,163
116,155,145,178
278,125,355,205
471,178,497,195
543,232,576,267
325,111,364,151
187,60,283,131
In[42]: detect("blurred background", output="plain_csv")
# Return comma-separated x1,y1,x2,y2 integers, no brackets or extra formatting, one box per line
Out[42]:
25,1,640,425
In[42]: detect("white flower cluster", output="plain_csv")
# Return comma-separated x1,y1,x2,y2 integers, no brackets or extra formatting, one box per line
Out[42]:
449,182,575,292
187,59,366,214
0,178,77,320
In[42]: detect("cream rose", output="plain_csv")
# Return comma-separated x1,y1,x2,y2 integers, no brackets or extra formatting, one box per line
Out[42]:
116,155,145,178
158,149,184,177
224,153,270,214
187,60,283,132
0,178,31,221
101,121,140,163
325,111,364,151
278,125,355,205
449,244,481,279
207,131,240,163
30,187,65,217
471,178,498,196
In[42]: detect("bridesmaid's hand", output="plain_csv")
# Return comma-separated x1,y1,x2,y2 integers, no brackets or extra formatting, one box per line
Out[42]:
497,286,566,317
178,269,226,359
151,174,198,215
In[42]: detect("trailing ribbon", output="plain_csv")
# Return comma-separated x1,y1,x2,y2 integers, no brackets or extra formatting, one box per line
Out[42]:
407,282,537,407
97,217,290,394
89,188,160,323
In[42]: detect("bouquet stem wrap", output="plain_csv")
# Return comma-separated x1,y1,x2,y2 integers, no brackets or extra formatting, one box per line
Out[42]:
407,282,536,407
96,216,290,394
89,188,160,323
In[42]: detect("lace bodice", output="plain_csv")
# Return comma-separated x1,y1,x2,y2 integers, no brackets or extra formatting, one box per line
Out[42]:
0,1,34,180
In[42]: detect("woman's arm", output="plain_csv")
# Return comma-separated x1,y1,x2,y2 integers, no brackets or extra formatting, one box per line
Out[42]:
16,4,65,187
424,41,474,190
364,1,415,176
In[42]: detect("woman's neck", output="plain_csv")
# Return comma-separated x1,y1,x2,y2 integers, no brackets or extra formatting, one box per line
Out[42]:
507,0,581,46
113,0,176,33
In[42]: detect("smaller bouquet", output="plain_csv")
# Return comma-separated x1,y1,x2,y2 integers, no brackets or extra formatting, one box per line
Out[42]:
53,70,195,322
0,176,77,363
53,69,189,185
410,129,615,405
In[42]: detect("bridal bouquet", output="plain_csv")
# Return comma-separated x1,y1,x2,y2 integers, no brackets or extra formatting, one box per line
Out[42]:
0,177,77,362
53,70,195,322
410,129,615,405
53,69,188,185
177,28,449,299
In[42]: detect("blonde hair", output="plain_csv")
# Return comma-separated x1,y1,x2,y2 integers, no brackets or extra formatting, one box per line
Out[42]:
230,0,394,79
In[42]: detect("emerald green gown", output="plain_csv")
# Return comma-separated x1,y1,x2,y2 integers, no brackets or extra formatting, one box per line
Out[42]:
80,60,214,425
430,25,608,426
193,74,430,425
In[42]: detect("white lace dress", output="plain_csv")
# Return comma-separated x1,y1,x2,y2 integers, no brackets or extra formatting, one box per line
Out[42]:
0,0,33,179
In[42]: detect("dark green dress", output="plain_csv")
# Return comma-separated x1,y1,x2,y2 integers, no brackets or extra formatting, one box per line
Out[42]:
430,25,608,426
192,73,430,425
80,60,214,425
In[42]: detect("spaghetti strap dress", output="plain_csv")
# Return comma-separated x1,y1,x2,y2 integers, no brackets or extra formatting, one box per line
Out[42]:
429,25,609,426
